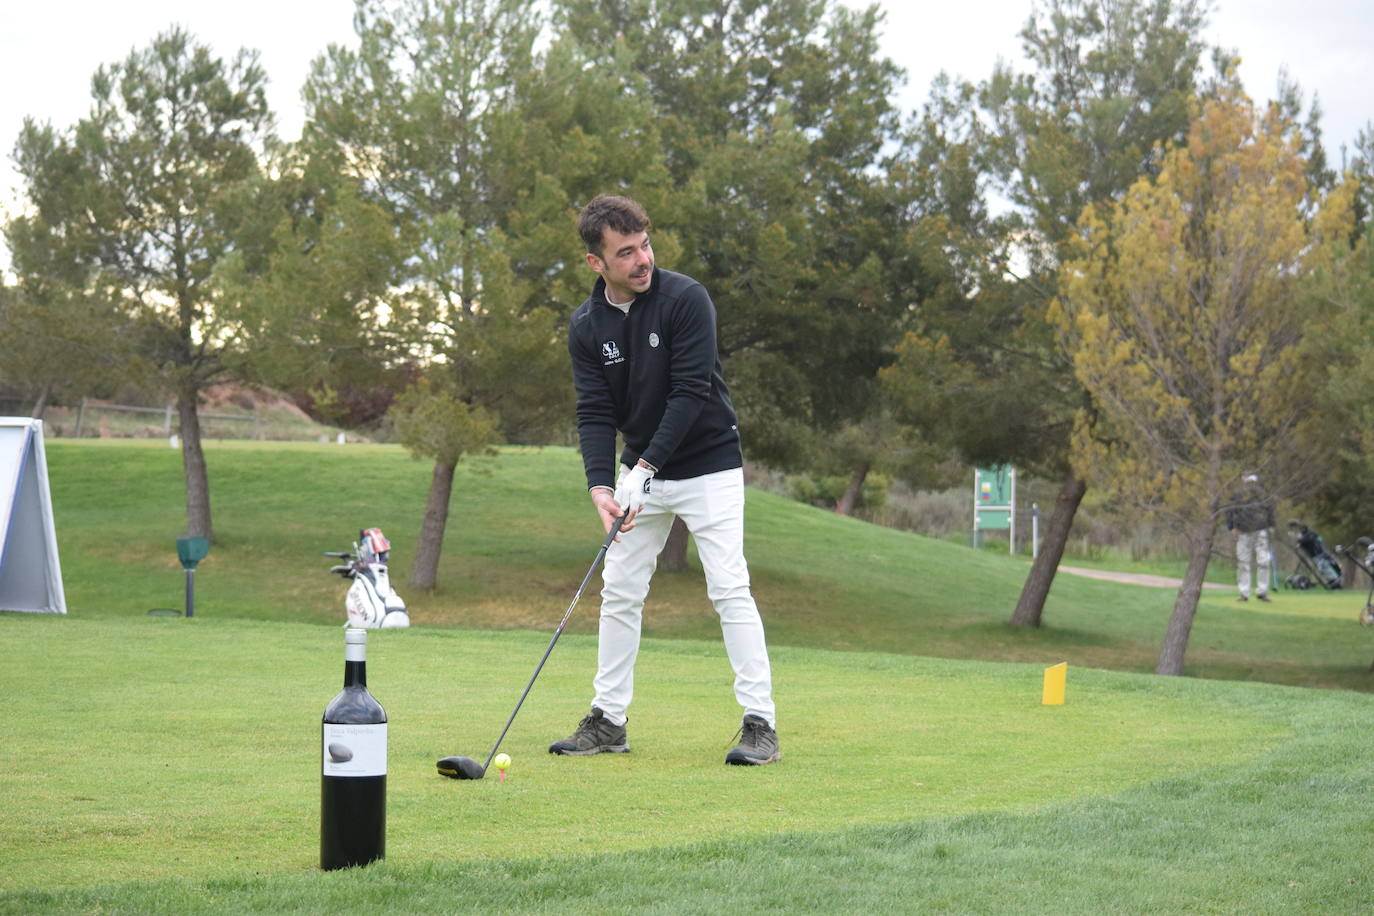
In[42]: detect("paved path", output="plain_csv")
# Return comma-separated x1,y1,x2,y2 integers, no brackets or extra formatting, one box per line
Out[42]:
1057,565,1230,590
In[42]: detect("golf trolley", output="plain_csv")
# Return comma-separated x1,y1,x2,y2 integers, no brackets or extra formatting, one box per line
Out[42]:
1281,520,1344,591
1331,537,1374,673
1334,537,1374,630
325,527,411,628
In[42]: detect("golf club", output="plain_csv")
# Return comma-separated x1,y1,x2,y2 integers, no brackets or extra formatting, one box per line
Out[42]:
437,513,628,780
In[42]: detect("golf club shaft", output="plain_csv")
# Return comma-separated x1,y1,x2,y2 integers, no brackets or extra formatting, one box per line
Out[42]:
479,514,628,772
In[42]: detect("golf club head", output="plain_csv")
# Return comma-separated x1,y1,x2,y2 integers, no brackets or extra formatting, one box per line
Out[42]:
435,521,624,786
436,756,486,780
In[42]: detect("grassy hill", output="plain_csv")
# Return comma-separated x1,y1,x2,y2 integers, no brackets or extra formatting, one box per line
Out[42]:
4,440,1374,912
44,440,1374,692
3,615,1372,912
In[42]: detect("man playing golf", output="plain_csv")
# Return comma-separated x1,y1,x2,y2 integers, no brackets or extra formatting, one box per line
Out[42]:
551,194,780,766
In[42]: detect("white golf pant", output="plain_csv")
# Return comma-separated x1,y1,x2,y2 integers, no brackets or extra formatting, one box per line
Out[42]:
593,467,775,728
1236,529,1271,598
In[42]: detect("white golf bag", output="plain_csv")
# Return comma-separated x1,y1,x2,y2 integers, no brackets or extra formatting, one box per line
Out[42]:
327,528,410,628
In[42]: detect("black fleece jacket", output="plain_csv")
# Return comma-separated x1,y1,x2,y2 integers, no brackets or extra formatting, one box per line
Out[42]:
568,267,742,491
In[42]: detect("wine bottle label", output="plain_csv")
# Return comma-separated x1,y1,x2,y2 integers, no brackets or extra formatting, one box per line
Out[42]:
322,723,388,776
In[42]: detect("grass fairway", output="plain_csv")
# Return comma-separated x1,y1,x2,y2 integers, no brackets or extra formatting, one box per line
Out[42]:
4,439,1374,911
41,440,1374,691
4,614,1371,913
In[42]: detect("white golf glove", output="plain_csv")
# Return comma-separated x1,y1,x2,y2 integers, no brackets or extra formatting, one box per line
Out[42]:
615,463,655,517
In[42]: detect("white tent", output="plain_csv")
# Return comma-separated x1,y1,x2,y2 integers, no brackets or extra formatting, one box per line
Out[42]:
0,418,66,613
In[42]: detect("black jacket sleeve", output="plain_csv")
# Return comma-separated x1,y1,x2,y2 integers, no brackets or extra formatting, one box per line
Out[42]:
569,311,618,491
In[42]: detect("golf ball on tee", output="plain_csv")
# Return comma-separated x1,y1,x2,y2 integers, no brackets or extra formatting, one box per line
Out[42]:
493,753,511,770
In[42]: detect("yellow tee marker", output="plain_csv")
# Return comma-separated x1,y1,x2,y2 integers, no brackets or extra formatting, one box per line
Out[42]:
1042,662,1067,705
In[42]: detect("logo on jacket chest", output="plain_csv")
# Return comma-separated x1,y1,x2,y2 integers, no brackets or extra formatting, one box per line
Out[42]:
601,340,624,365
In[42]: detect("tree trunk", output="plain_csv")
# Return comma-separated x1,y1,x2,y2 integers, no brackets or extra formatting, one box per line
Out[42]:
29,386,49,420
835,462,870,516
1009,471,1087,627
177,386,214,542
1341,551,1358,589
658,516,690,571
1156,521,1217,675
409,459,456,590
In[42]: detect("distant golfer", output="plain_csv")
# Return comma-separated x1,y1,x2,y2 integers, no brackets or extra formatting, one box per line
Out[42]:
1227,472,1275,602
551,194,779,766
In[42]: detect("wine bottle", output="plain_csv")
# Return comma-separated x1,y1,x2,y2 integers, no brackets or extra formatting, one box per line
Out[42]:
320,627,387,870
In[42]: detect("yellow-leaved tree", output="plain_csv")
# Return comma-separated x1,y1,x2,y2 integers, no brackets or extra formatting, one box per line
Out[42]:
1053,89,1355,676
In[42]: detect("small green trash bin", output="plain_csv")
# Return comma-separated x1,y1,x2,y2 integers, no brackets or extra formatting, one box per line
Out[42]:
175,536,210,616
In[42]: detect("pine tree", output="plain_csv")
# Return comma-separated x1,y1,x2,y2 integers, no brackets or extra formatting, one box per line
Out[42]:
8,28,274,540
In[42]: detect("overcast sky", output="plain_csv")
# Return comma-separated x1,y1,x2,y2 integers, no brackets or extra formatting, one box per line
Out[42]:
1,1,1371,233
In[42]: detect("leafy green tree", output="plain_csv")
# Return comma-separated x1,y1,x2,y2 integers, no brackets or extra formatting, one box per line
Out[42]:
984,0,1212,250
1350,126,1374,232
211,154,404,426
389,377,500,587
305,0,670,587
1054,90,1354,675
887,0,1216,623
1304,147,1374,542
0,246,130,418
7,28,275,540
551,0,916,501
305,0,534,588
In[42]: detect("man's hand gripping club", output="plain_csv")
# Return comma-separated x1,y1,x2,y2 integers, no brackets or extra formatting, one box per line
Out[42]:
591,460,655,540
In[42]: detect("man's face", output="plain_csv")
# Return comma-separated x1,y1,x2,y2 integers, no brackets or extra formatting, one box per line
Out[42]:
587,226,654,301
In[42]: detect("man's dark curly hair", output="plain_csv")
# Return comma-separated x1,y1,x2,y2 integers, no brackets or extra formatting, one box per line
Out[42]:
578,195,651,257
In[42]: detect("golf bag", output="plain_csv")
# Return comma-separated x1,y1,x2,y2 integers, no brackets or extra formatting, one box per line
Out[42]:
326,528,411,628
1284,521,1343,591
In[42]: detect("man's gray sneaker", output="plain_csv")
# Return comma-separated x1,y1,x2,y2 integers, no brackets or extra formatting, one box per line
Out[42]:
548,707,629,756
725,715,780,766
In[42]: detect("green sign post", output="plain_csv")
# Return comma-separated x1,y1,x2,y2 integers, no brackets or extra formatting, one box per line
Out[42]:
973,466,1016,553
